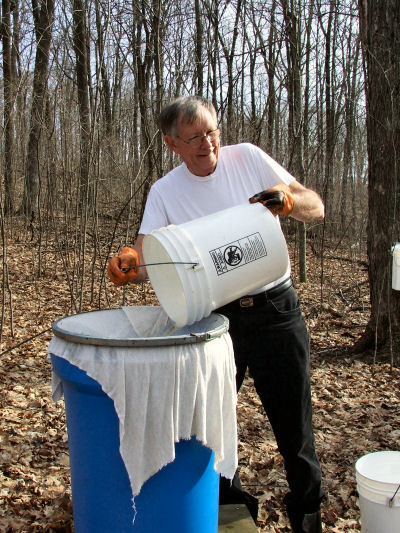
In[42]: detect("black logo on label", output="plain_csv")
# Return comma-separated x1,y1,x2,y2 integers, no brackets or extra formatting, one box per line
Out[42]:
209,232,267,276
224,245,243,266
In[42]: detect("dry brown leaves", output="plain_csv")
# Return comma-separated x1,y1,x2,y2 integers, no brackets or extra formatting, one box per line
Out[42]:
1,239,399,532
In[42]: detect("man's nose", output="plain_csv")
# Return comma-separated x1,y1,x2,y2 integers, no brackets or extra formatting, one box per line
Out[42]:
200,135,213,147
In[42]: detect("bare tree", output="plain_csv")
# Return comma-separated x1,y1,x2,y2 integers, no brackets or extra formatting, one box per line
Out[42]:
217,0,243,143
340,31,360,234
205,0,220,110
129,0,165,225
0,0,372,319
72,0,91,200
194,0,204,95
357,0,400,360
281,0,307,281
318,0,335,224
1,0,16,214
94,0,112,136
23,0,55,222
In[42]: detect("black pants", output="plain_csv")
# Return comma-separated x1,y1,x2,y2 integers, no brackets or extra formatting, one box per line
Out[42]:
216,281,324,517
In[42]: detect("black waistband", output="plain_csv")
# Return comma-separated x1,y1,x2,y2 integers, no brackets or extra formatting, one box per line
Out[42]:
219,277,293,310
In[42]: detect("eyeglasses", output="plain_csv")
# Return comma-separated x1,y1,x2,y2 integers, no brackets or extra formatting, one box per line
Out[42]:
179,128,220,148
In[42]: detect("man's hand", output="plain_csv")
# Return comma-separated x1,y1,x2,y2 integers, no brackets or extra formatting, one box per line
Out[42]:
249,182,295,216
107,247,139,286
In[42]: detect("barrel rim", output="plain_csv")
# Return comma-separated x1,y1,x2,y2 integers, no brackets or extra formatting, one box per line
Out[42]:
51,308,229,347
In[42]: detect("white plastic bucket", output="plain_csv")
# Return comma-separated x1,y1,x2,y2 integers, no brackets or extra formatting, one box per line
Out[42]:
355,451,400,532
142,203,289,327
392,243,400,290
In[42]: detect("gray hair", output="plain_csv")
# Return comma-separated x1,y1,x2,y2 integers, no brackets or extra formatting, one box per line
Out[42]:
159,96,218,138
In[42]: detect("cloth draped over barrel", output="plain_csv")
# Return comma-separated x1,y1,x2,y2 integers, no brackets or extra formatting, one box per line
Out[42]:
48,306,238,497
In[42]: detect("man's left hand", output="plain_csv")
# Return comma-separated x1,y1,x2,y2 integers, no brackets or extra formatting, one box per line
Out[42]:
249,182,294,216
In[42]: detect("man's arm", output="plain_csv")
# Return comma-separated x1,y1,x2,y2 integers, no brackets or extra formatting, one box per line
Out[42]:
250,180,324,222
288,180,325,222
131,234,148,282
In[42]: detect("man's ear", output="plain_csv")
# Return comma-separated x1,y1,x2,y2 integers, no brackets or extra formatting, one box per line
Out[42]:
164,134,179,154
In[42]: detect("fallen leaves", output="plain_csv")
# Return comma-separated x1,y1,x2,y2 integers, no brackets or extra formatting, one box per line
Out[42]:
237,357,400,532
1,239,399,532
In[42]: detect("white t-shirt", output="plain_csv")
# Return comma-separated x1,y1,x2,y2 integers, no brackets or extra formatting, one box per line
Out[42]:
139,143,295,291
139,143,295,233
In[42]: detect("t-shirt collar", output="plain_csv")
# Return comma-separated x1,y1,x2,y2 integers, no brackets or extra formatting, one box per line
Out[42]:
183,162,219,182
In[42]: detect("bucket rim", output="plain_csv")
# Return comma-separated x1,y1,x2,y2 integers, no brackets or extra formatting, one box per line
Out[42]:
144,226,211,326
356,451,400,485
356,450,400,467
51,308,229,347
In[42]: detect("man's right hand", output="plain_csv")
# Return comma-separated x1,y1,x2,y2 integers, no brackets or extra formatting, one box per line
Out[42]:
107,247,139,286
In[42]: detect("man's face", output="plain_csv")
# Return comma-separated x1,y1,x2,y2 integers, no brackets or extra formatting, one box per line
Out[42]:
164,107,220,177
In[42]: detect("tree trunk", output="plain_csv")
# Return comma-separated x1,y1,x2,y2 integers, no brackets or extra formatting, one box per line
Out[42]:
194,0,204,96
356,0,400,358
322,0,335,226
95,0,112,136
218,0,242,144
72,0,91,200
23,0,55,221
266,0,277,155
340,36,360,233
281,0,307,281
1,0,15,214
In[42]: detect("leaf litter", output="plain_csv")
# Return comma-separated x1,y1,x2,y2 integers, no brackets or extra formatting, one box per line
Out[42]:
1,241,399,532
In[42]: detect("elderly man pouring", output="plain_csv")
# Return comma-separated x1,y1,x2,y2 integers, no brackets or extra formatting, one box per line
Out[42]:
108,96,325,533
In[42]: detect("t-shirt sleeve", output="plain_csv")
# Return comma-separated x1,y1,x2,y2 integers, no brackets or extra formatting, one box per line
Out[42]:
247,144,296,188
138,186,169,235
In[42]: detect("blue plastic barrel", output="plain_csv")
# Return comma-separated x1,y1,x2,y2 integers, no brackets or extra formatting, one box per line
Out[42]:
49,308,231,533
51,355,219,533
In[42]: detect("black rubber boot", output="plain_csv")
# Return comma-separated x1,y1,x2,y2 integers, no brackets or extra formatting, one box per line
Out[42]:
219,472,259,524
288,508,322,533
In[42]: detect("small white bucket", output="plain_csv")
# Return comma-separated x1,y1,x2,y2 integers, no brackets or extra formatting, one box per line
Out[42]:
392,243,400,290
142,203,289,327
355,451,400,532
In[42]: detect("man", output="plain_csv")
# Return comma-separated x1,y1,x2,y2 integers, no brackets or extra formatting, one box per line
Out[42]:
108,96,325,533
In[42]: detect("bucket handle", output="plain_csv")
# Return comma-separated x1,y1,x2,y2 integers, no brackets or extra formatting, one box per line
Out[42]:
389,484,400,508
121,261,199,272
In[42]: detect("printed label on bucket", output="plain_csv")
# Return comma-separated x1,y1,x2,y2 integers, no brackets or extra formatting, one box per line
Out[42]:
209,232,267,275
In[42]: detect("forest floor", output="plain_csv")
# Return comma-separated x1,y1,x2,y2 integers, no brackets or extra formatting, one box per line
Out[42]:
0,236,399,532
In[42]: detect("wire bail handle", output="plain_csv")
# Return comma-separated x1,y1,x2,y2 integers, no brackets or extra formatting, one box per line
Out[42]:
120,261,199,273
389,483,400,508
